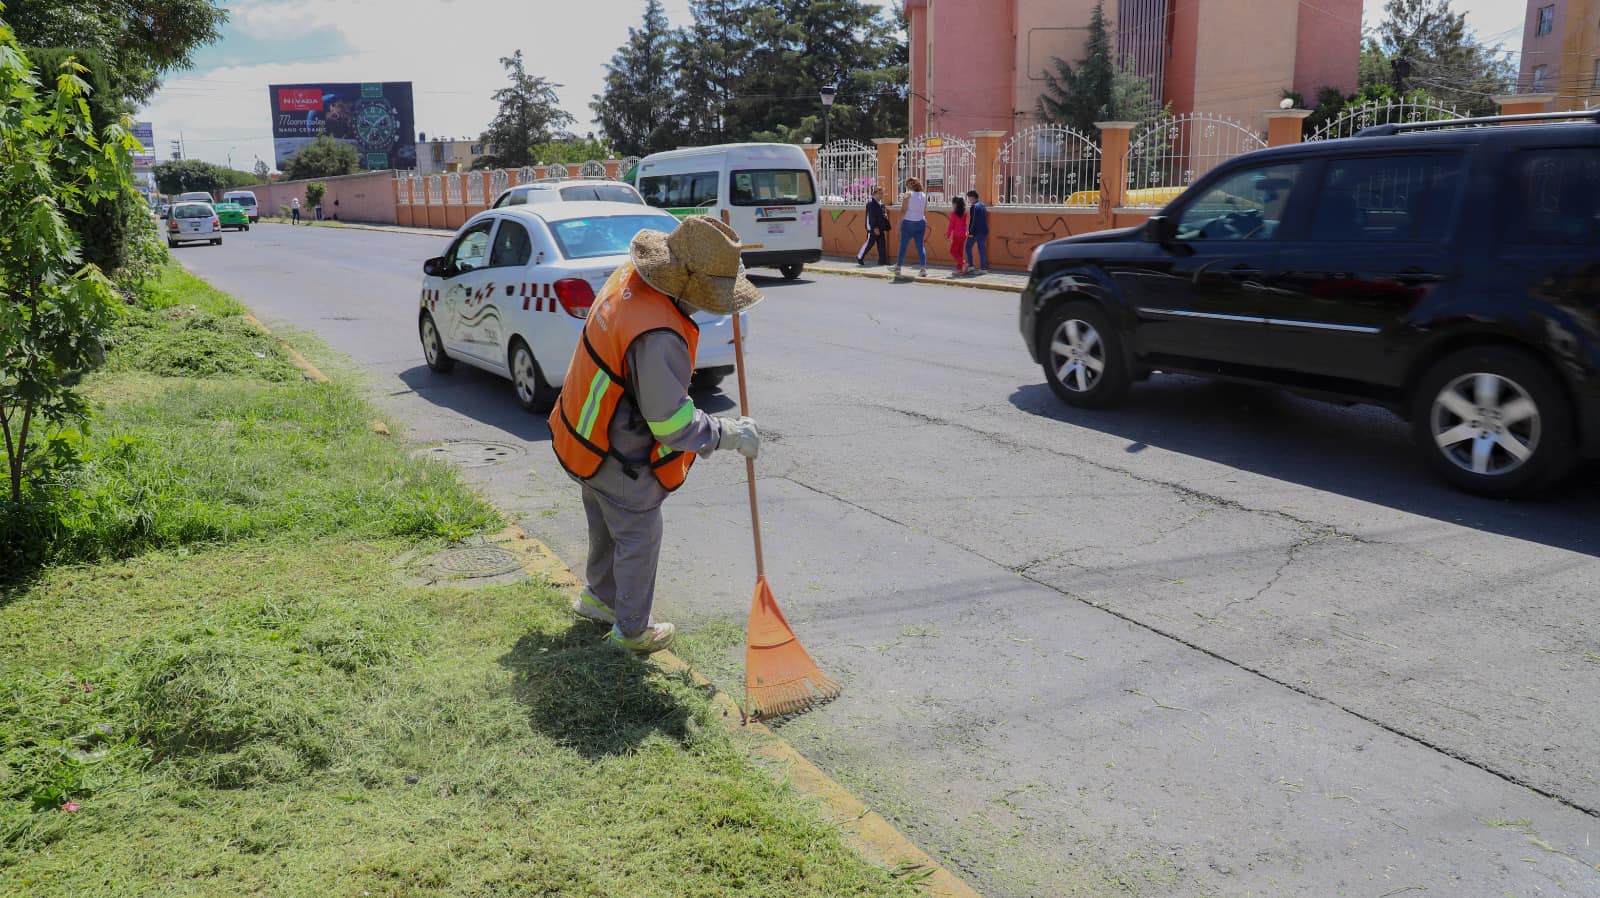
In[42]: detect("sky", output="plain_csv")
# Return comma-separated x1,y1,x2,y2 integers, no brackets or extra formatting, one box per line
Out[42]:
140,0,1529,172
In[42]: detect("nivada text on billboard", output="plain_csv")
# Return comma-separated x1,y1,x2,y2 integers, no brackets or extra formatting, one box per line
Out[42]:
268,82,416,171
131,121,156,166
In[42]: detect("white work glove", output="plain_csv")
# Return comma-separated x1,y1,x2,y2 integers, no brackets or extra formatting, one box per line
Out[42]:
717,416,760,460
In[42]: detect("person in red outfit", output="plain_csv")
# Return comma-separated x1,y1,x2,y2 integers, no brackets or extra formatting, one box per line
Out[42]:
945,195,969,276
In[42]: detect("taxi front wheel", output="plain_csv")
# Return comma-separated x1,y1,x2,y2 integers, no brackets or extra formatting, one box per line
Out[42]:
510,339,559,413
420,312,454,373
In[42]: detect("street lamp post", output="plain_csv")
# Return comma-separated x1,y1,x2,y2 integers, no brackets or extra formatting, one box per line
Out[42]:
820,85,837,147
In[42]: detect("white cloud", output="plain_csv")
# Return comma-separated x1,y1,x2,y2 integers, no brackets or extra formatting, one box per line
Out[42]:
143,0,694,170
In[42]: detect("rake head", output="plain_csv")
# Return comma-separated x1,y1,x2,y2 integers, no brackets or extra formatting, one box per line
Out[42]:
744,575,841,720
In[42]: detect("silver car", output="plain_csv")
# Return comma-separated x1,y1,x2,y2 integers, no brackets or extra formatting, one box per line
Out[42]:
490,179,645,209
166,202,222,248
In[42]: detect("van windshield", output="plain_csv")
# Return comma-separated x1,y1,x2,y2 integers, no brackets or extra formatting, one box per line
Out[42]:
730,169,815,206
229,195,257,207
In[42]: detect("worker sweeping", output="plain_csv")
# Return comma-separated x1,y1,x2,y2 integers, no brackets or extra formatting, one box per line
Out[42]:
548,215,763,653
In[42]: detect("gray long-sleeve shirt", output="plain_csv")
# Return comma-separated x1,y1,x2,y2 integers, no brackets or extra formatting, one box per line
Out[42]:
575,323,724,512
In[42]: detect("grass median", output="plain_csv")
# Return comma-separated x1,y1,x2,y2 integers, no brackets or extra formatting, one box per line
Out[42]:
0,263,917,897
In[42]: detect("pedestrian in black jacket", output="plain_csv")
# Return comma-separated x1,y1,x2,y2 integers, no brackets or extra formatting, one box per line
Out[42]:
857,187,891,266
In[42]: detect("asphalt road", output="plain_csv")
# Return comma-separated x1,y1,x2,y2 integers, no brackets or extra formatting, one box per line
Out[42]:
181,223,1600,898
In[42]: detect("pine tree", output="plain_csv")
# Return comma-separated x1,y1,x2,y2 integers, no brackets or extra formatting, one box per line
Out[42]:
592,0,677,156
1037,0,1119,134
671,0,752,144
479,50,577,168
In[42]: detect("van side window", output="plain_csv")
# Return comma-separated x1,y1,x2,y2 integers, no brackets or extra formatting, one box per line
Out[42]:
730,170,816,206
1505,148,1600,245
639,172,718,209
1309,154,1463,242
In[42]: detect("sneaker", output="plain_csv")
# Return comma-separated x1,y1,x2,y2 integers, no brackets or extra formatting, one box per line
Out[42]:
972,268,987,276
891,265,902,277
855,257,866,267
918,268,928,277
572,589,616,625
606,622,676,654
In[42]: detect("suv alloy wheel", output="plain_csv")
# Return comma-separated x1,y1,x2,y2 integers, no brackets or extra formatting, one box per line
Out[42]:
1041,302,1130,408
1410,347,1575,496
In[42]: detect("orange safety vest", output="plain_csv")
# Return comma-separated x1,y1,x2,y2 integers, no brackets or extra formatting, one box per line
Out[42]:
549,261,700,491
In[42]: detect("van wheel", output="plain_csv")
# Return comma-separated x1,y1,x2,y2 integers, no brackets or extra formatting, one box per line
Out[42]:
691,368,729,391
1410,347,1574,497
510,339,559,413
420,312,454,373
1040,301,1130,409
780,263,803,280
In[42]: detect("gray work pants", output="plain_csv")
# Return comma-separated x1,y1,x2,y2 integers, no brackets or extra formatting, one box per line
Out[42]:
580,484,663,637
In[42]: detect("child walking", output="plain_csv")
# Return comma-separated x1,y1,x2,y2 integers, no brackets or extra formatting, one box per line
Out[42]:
946,195,969,277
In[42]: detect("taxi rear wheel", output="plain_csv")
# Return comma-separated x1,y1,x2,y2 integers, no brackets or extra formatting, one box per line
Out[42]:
510,339,559,413
780,264,803,280
420,312,454,373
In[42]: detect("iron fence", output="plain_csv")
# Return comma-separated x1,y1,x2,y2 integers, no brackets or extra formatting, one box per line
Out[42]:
896,134,976,204
1123,113,1265,208
1307,97,1466,141
994,125,1100,207
817,139,877,204
579,160,608,178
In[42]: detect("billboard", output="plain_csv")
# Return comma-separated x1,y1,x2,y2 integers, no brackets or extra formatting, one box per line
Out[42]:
132,121,156,167
268,82,416,171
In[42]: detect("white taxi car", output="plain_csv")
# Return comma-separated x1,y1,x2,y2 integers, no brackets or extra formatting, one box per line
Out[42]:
489,179,645,209
417,202,740,412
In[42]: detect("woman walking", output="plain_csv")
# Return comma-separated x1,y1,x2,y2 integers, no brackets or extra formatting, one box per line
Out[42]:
946,195,969,277
893,177,928,278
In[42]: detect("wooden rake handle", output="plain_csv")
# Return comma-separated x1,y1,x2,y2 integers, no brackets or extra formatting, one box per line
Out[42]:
731,313,765,579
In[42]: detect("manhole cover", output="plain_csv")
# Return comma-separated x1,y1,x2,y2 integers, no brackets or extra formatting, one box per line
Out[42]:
413,440,524,468
424,546,523,579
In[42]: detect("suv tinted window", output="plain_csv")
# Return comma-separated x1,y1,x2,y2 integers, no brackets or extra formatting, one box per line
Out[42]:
489,219,533,267
1309,154,1463,243
1505,148,1600,245
1173,162,1304,240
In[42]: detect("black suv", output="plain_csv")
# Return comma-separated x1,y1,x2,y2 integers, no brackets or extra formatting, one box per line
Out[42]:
1020,112,1600,496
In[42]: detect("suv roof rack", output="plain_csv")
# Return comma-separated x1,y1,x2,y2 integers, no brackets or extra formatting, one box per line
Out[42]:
1357,109,1600,137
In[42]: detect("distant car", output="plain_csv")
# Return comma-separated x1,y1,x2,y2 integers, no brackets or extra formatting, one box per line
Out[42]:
490,179,645,209
166,202,221,248
177,191,213,204
213,202,251,231
157,203,171,219
222,190,260,223
417,201,740,412
1018,110,1600,497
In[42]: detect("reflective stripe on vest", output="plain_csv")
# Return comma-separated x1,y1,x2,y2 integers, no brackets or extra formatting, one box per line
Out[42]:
547,261,701,491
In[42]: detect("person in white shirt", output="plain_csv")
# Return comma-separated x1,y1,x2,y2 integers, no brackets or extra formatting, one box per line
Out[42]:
893,177,928,278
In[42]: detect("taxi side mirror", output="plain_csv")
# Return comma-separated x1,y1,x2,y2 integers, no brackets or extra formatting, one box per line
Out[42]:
423,256,447,277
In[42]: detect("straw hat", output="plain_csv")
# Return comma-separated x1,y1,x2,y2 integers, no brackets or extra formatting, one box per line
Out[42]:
630,215,763,315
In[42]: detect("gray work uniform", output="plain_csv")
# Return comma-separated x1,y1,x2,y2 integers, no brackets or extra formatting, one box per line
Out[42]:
570,320,724,637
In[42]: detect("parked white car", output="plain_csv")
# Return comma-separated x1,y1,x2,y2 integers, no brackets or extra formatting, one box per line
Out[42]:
417,202,740,412
166,202,222,248
490,179,645,209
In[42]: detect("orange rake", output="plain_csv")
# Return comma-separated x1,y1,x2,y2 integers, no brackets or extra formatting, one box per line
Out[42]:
731,313,841,721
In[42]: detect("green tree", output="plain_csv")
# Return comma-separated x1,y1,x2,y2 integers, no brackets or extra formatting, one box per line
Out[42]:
1037,0,1157,133
304,181,326,209
529,137,614,165
670,0,751,143
153,158,224,195
281,135,361,181
253,158,271,180
1368,0,1515,115
0,27,139,502
4,0,226,105
592,0,676,156
479,50,576,169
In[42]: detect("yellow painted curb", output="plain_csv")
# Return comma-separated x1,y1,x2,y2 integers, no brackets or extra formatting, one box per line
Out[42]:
810,263,1023,295
488,522,983,898
242,313,329,383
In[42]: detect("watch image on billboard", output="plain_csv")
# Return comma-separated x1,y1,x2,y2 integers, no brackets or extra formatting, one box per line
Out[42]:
269,82,417,171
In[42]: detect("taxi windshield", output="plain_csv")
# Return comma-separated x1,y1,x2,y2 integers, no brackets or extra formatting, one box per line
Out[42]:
547,214,679,260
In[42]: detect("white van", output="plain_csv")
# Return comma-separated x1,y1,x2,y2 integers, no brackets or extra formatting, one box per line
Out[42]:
178,191,213,204
223,190,260,223
634,143,821,280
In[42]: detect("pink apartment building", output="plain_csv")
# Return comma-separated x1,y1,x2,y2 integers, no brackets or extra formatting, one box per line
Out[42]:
904,0,1363,139
1519,0,1600,109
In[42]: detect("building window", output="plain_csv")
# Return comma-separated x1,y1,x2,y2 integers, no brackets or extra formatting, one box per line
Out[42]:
1537,5,1554,36
1533,64,1549,91
1594,58,1600,89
